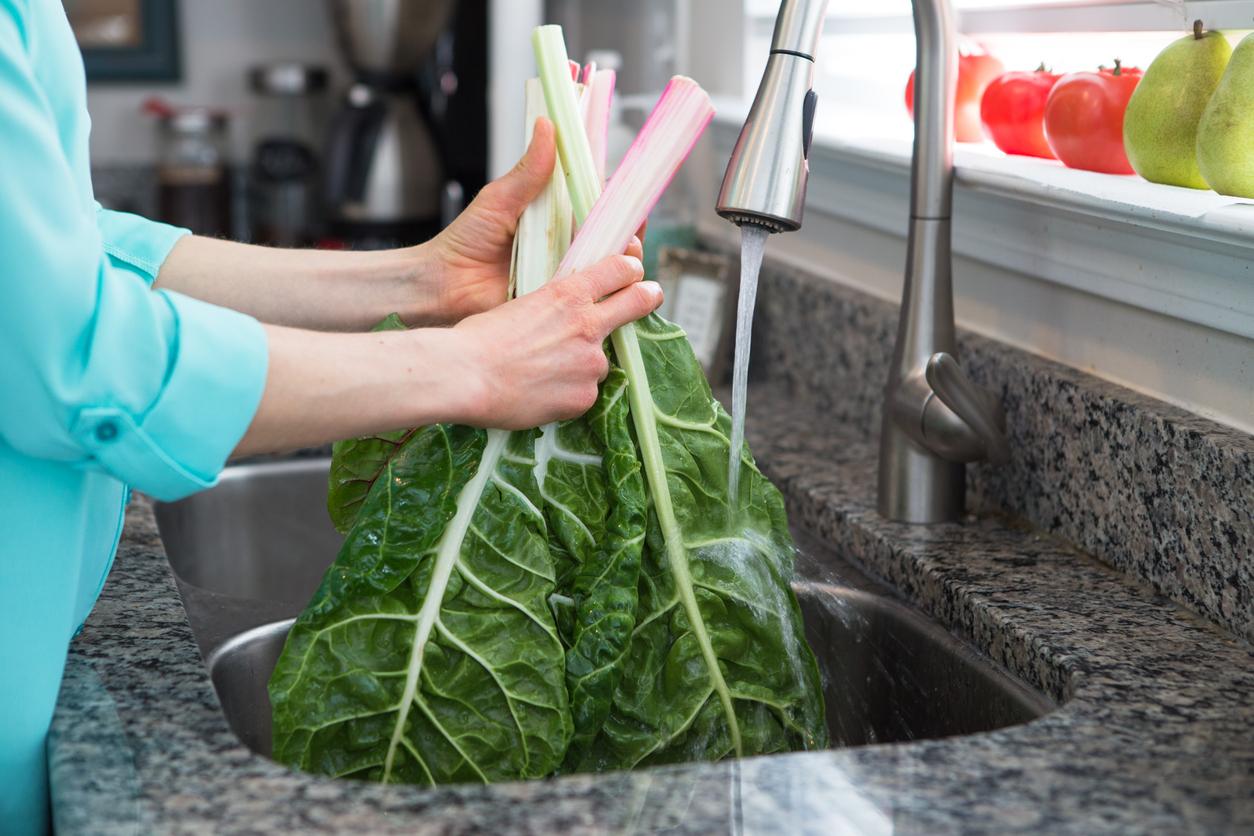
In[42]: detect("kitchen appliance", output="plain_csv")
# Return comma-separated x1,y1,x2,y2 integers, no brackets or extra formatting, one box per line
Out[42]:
324,0,487,248
248,63,329,248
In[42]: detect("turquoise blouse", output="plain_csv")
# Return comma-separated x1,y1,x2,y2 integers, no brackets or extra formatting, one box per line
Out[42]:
0,2,269,832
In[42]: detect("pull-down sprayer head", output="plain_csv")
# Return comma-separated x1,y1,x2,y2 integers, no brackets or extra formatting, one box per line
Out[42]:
717,0,830,232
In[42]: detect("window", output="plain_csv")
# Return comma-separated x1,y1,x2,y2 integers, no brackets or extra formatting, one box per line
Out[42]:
710,0,1254,432
741,0,1254,143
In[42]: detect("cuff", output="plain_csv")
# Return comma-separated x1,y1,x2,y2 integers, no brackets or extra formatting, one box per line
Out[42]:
71,292,269,501
95,206,190,286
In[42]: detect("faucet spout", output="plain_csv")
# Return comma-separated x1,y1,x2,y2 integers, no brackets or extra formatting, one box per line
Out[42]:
718,0,958,233
718,0,1008,523
716,0,829,231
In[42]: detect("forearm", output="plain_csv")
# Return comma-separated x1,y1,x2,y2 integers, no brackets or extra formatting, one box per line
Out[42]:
234,324,483,457
154,236,446,331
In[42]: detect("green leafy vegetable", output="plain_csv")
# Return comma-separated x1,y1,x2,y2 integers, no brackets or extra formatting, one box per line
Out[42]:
533,416,607,592
558,367,646,770
577,314,826,770
532,31,826,768
271,31,825,786
271,426,572,783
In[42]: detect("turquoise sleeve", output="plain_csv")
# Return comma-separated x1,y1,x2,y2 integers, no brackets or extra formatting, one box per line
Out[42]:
0,8,269,503
96,205,190,286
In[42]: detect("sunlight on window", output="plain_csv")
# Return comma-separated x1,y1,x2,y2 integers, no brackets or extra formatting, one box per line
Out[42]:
741,1,1238,148
744,0,1152,16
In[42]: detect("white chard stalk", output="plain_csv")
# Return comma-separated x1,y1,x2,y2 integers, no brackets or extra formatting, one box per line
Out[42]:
512,77,574,298
582,69,616,184
533,26,604,224
513,77,580,497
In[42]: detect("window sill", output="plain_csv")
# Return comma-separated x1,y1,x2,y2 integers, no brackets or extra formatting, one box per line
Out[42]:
709,107,1254,340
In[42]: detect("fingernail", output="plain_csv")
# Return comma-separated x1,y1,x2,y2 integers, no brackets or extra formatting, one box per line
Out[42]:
641,280,663,301
621,255,644,275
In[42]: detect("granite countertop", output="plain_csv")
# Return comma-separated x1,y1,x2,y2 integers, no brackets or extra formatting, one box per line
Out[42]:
50,384,1254,835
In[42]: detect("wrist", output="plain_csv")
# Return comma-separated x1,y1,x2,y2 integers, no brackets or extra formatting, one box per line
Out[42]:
407,326,494,427
405,240,470,327
411,237,480,327
366,244,444,328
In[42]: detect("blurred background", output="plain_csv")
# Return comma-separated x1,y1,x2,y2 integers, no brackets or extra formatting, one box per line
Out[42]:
77,0,1251,248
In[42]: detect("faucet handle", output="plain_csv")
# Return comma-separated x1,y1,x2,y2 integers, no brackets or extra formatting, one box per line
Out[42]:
924,353,1010,465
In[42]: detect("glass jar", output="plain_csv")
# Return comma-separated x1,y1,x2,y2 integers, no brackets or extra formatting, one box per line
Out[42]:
155,108,232,238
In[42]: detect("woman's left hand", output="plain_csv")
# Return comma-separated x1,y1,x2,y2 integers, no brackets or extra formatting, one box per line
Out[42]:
419,118,558,323
420,118,642,324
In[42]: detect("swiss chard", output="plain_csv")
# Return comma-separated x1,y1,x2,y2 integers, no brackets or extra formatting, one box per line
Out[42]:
577,316,825,769
271,25,826,787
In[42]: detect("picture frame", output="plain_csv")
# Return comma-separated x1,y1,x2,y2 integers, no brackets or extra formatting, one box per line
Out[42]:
655,247,738,384
67,0,182,83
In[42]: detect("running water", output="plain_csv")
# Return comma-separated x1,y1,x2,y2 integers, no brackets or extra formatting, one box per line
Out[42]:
727,224,771,517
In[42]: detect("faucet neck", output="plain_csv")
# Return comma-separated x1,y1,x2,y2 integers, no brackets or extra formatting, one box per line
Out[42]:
909,0,958,221
770,0,830,59
771,0,957,178
778,0,957,222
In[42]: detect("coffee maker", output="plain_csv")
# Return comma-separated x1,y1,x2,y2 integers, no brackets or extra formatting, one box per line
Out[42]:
324,0,487,248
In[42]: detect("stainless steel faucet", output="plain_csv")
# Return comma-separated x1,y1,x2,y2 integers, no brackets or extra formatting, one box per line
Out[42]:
718,0,1009,524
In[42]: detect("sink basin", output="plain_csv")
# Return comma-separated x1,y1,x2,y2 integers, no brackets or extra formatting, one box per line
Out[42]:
155,459,1055,766
155,459,339,604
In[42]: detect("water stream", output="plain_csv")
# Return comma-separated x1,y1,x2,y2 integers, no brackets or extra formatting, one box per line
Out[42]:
727,224,771,517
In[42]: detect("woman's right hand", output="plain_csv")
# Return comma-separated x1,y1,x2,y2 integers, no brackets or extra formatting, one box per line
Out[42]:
235,254,659,457
448,254,661,430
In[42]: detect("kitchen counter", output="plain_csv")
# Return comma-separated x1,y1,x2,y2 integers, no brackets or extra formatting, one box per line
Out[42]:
50,382,1254,834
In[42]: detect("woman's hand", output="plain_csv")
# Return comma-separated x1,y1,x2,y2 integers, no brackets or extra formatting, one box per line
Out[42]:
418,119,642,325
419,119,559,323
448,254,661,430
157,117,643,334
234,254,660,456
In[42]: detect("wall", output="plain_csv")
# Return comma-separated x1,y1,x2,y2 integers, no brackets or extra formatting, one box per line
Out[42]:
488,0,542,178
86,0,347,165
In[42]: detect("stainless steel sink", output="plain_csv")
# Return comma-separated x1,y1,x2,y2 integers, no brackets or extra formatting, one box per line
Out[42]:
155,459,338,605
154,459,1055,765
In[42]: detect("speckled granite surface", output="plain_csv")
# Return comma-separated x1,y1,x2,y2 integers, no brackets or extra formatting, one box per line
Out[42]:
752,259,1254,642
51,383,1254,834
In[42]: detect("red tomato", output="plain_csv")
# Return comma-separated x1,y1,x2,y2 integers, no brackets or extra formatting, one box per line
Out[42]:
1043,61,1143,175
906,45,1005,143
979,67,1061,159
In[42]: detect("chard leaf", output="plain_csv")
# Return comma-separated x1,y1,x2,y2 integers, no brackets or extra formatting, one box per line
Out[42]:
326,313,412,534
270,425,572,783
583,313,827,770
558,367,646,770
326,429,416,534
520,366,647,770
533,415,607,591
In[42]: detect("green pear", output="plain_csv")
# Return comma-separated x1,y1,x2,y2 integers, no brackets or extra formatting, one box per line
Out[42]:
1198,32,1254,198
1124,21,1232,189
